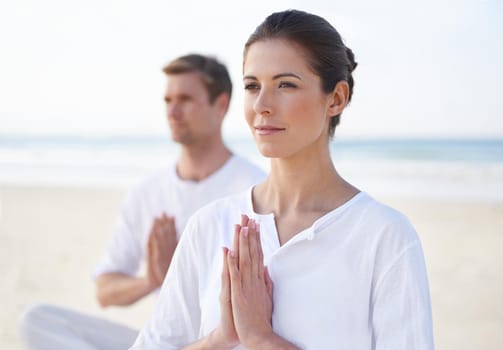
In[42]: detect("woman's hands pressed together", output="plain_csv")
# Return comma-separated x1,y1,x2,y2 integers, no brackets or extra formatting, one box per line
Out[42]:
212,214,272,349
204,214,297,350
201,214,300,350
227,215,274,349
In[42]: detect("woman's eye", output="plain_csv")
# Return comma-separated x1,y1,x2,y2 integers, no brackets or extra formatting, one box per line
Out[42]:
279,82,297,88
244,83,260,91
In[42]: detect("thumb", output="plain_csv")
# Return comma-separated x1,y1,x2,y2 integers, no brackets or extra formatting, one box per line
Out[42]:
264,266,273,299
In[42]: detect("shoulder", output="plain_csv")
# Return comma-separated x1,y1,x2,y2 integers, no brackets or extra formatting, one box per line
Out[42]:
357,193,418,241
344,193,422,268
190,188,251,227
175,188,252,263
182,188,251,242
353,194,427,278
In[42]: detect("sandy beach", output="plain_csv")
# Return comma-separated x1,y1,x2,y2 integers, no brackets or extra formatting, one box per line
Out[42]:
1,183,502,349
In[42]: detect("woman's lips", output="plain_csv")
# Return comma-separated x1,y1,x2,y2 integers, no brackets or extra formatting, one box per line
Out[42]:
254,126,285,136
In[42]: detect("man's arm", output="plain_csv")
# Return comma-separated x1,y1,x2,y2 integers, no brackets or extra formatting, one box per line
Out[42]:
95,273,155,307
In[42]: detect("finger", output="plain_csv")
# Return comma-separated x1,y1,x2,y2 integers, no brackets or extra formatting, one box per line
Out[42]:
153,227,167,253
159,214,170,236
149,217,161,242
161,213,174,233
247,220,262,280
156,216,172,250
147,237,160,285
147,234,154,263
232,224,240,261
149,221,160,253
238,226,251,284
167,216,177,241
151,232,160,262
241,214,249,227
156,213,170,247
147,223,156,245
256,222,264,270
227,249,243,303
156,215,177,255
220,247,231,304
153,217,163,238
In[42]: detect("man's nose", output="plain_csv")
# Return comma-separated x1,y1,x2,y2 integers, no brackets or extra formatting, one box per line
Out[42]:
168,103,182,119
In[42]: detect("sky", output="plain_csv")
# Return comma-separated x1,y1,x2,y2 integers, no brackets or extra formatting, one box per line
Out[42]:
1,0,502,139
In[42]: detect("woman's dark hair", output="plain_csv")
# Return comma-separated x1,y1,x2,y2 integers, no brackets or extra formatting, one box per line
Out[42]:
244,9,357,137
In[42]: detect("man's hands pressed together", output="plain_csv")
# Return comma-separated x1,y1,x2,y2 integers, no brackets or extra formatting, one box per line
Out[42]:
147,213,178,289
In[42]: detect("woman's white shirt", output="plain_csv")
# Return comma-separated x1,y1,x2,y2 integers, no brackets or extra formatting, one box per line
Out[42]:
130,189,434,350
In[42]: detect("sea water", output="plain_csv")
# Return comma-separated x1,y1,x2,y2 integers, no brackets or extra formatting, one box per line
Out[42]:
0,135,502,201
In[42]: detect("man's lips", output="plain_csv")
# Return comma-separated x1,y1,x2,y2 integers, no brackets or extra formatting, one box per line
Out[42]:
254,125,286,135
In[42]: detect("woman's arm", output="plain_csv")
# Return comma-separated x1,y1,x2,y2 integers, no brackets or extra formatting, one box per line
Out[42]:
129,216,204,349
371,241,434,349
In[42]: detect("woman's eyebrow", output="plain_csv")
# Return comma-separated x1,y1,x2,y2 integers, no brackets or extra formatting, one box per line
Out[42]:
243,72,302,81
273,72,301,80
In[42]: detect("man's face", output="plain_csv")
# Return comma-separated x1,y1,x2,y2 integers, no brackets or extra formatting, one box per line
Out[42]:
164,72,223,145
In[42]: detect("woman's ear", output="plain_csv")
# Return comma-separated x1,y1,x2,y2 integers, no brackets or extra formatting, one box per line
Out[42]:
327,81,350,117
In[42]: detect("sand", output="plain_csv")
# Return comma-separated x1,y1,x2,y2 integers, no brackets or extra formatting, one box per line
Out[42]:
0,184,502,349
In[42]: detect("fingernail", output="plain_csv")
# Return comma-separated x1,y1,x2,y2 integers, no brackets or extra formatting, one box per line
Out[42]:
230,250,237,258
242,227,249,237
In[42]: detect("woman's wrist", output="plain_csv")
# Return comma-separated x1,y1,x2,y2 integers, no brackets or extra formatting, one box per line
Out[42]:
203,328,238,350
245,331,301,350
183,328,237,350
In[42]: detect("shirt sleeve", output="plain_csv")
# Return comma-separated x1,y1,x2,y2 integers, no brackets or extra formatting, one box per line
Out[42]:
92,189,144,279
371,240,435,350
129,215,202,350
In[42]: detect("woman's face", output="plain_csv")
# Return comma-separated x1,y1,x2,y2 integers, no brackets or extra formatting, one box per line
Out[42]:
243,39,333,159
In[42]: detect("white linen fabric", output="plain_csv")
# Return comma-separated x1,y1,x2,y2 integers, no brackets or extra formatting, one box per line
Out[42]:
19,304,138,350
19,155,265,350
131,189,434,350
93,154,266,279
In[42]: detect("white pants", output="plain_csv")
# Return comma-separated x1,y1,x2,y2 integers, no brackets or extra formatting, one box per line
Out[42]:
19,304,138,350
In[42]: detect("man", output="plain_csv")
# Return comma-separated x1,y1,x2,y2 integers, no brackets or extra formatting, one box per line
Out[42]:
19,54,266,349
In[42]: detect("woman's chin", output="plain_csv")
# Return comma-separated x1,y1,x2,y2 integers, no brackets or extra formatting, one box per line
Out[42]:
256,144,292,159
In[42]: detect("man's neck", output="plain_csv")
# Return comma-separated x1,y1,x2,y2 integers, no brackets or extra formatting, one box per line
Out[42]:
176,140,232,182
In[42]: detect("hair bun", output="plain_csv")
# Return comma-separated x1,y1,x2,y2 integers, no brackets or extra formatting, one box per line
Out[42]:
345,47,358,72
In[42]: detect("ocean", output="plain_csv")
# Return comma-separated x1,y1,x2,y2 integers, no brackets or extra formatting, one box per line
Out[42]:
1,135,502,201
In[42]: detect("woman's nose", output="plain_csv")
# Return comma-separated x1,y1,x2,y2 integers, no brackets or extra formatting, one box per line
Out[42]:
253,88,273,116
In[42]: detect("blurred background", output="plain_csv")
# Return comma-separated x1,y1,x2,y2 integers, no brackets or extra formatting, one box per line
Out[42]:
1,0,502,349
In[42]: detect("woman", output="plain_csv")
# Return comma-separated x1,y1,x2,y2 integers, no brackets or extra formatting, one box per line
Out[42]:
131,9,434,350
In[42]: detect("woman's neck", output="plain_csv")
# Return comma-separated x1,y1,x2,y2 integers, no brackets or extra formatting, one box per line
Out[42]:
254,148,358,216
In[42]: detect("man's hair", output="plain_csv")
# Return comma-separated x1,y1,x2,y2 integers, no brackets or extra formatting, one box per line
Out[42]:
162,54,232,103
